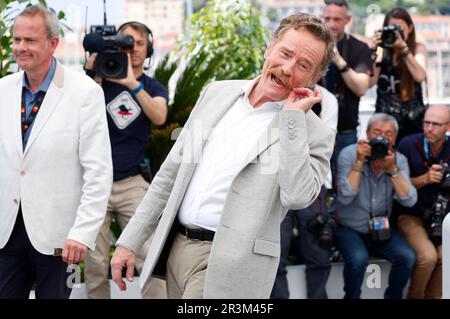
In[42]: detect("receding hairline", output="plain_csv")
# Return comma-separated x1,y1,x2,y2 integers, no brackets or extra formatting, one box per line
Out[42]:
323,2,351,17
425,104,450,121
14,4,61,39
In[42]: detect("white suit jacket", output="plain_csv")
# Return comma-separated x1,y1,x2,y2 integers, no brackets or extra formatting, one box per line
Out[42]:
0,61,113,255
117,80,335,298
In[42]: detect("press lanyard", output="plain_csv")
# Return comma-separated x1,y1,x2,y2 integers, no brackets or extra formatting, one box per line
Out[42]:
21,89,46,136
368,167,390,219
423,136,448,166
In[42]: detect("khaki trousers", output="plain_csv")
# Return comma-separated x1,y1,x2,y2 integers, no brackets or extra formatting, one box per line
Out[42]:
397,214,442,299
84,174,167,299
166,233,212,299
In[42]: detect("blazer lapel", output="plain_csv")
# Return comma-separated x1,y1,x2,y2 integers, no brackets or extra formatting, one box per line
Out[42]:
13,74,24,158
23,62,64,156
201,83,244,140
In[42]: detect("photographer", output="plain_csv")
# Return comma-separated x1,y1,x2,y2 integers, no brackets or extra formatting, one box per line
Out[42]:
394,105,450,299
321,0,373,155
370,7,427,143
336,113,417,299
83,21,168,299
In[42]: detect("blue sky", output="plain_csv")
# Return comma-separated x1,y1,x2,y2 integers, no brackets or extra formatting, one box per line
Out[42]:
46,0,124,29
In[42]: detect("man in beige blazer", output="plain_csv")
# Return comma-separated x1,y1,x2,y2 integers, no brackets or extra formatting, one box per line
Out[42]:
111,13,336,299
0,5,112,298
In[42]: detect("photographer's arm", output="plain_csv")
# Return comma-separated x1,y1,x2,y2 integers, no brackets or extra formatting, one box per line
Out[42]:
107,54,167,125
346,140,370,191
389,171,410,198
411,164,443,190
392,32,427,83
389,153,417,207
381,150,410,198
402,43,427,83
369,31,383,88
333,49,370,97
133,89,167,126
369,47,383,88
84,53,102,84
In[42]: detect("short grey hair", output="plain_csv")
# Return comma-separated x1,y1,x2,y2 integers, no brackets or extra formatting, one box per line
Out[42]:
14,4,61,39
366,113,399,135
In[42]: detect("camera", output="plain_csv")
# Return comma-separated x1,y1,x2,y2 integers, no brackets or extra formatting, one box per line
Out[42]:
380,24,404,49
440,163,450,190
308,213,336,250
424,194,448,246
423,163,450,246
83,25,134,78
368,136,389,160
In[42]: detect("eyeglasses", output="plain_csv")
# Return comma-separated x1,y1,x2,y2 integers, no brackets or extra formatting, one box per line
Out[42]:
423,120,449,128
324,0,349,8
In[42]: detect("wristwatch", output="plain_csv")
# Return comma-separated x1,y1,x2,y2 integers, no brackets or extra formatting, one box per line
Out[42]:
386,167,399,177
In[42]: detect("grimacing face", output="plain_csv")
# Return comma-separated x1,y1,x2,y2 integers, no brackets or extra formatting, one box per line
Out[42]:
254,28,326,105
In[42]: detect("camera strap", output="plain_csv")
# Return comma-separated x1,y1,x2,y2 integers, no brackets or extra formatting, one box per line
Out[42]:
368,168,390,219
21,88,46,137
422,136,449,167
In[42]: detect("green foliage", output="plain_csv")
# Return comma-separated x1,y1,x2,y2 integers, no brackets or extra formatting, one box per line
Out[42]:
184,0,268,81
148,0,267,173
0,0,67,78
347,0,450,15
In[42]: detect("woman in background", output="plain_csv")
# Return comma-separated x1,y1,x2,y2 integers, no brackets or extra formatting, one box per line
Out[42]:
370,7,427,144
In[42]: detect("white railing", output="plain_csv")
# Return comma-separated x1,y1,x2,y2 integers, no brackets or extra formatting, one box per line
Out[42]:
443,214,450,298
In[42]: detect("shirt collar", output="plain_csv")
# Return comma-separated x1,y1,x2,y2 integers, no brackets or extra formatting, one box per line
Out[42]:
242,76,287,110
22,57,57,94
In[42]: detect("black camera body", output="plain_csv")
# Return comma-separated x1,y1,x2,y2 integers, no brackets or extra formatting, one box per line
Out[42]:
424,164,450,246
308,213,336,250
424,194,448,246
83,25,134,79
368,136,389,160
380,24,404,49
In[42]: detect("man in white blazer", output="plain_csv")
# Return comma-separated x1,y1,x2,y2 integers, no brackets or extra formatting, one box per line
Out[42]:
111,13,336,299
0,5,112,299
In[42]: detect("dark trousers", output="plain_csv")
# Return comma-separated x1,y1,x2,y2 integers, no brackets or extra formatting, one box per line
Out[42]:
0,209,72,299
334,226,416,299
271,188,331,299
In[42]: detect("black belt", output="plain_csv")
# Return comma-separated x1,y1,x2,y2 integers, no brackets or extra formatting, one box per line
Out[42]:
178,224,215,241
338,129,356,134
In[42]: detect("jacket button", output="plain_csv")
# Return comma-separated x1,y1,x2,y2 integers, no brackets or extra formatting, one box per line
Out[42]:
20,171,26,176
13,199,18,205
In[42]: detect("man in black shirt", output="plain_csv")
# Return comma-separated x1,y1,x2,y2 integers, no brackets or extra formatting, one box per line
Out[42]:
83,21,168,299
321,0,373,154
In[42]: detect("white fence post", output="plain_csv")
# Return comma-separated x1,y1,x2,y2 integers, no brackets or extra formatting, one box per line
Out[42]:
443,213,450,298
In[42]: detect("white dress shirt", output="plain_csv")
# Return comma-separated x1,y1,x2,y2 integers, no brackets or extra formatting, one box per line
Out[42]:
178,78,284,231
